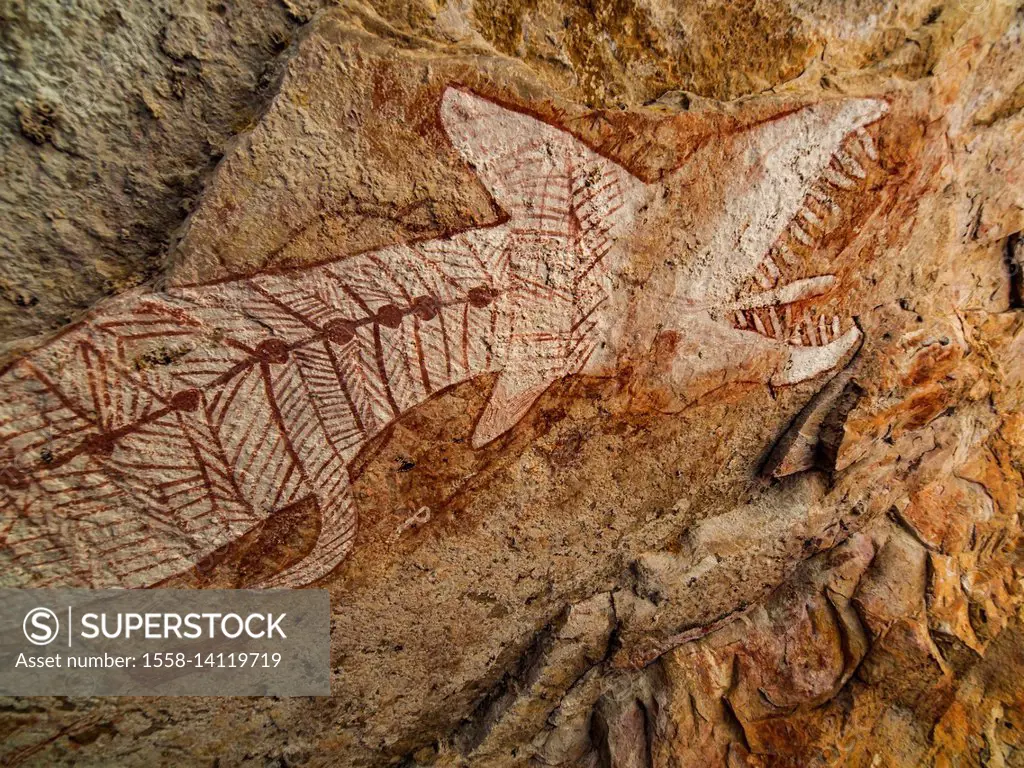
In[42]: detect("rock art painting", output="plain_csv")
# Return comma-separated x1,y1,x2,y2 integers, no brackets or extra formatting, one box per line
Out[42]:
0,86,886,590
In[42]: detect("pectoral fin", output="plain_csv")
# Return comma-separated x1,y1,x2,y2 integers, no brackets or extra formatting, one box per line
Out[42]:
472,371,558,448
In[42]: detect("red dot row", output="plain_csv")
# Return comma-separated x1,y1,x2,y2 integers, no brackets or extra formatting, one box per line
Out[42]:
0,286,503,485
256,287,498,362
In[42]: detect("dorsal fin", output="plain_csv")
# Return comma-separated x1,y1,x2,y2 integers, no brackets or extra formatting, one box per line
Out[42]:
472,371,557,448
440,87,648,244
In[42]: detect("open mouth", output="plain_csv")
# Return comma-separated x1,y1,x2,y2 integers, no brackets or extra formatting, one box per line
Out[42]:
726,108,887,352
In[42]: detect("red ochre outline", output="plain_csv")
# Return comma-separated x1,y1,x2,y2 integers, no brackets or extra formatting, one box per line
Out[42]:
0,85,889,379
0,83,894,593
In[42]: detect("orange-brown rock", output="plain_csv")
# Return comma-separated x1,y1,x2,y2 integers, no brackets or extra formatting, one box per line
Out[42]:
1,0,1022,766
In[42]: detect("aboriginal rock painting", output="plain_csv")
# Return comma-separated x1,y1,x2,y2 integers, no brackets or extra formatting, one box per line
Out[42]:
0,88,887,589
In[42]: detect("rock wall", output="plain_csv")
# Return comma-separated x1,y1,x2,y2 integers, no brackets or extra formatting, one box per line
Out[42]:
1,0,1022,766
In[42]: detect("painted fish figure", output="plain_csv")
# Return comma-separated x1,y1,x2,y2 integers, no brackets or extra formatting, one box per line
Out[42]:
0,88,886,588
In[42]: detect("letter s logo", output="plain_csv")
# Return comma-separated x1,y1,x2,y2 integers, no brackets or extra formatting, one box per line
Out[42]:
23,607,60,646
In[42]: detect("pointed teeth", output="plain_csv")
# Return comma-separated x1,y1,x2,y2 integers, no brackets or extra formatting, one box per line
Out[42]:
799,207,823,229
804,196,832,220
763,256,781,279
791,223,814,245
810,314,842,346
808,186,842,216
822,164,856,190
777,243,798,266
835,149,866,179
729,275,837,311
731,282,848,352
804,314,818,346
856,127,878,160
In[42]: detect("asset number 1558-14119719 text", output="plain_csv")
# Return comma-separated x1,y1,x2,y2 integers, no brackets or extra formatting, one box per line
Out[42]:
141,652,282,668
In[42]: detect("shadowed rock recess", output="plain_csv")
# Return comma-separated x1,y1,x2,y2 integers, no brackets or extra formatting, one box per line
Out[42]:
1,0,1023,765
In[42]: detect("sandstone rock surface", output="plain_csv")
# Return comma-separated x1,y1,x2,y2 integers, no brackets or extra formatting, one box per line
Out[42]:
1,1,1022,766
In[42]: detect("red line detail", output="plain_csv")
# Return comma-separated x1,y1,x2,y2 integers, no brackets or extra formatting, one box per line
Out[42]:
373,324,401,416
437,309,453,380
260,361,310,488
461,303,471,371
250,282,321,332
413,318,432,395
323,339,366,435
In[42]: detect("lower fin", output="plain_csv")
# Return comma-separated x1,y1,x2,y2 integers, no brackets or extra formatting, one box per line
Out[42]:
772,326,862,385
257,489,356,588
471,371,558,449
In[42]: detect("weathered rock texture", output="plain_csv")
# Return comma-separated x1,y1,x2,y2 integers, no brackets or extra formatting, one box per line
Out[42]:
1,0,1023,766
0,0,328,343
